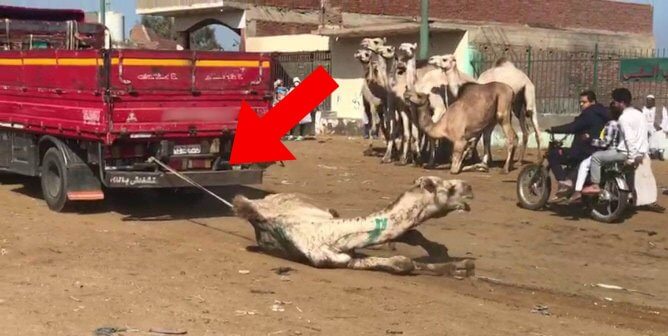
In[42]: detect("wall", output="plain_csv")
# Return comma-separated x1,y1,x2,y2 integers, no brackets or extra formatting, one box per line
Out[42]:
254,20,319,37
173,9,246,31
251,0,652,35
330,31,467,120
246,34,330,52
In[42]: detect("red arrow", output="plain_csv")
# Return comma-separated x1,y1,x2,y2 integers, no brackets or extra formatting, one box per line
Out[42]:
229,66,339,164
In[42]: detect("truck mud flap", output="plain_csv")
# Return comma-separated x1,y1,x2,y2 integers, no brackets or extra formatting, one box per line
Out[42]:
104,169,263,188
66,163,105,200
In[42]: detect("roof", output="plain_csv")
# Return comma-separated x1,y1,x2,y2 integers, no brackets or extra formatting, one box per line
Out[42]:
0,5,85,22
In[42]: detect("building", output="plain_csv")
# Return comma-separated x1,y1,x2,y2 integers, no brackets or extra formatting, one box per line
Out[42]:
137,0,656,132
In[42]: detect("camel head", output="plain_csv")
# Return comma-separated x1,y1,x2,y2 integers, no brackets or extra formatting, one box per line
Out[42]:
377,45,395,59
397,43,417,61
403,87,429,106
410,176,473,218
395,43,418,73
360,37,386,51
428,54,457,71
354,49,373,64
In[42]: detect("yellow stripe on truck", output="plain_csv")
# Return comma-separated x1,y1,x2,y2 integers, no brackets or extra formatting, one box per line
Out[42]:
22,58,58,65
120,58,192,66
0,58,270,68
58,58,102,66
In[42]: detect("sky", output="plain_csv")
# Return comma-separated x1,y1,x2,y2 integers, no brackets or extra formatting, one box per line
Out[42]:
3,0,667,50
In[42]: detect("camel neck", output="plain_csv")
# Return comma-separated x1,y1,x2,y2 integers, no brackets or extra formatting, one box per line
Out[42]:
333,191,430,251
413,99,441,138
406,58,417,90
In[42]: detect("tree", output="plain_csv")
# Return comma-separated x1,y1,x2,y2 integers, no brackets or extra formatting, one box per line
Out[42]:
141,15,173,39
140,15,222,51
190,27,223,51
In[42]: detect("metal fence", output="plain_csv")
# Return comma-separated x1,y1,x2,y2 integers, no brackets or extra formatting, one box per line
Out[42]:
471,45,668,115
271,51,332,113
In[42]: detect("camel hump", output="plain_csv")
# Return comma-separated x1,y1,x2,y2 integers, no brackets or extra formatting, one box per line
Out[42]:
458,82,478,96
494,57,512,67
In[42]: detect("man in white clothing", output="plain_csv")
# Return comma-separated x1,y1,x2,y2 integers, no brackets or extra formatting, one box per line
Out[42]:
643,94,666,160
582,88,647,195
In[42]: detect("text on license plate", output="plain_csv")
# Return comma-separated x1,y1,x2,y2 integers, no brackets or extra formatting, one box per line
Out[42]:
173,144,202,155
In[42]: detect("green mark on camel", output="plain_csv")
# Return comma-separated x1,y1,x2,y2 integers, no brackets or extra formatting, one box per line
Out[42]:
367,217,388,244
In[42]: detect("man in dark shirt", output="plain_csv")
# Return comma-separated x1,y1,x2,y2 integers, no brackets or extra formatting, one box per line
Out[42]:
546,90,611,196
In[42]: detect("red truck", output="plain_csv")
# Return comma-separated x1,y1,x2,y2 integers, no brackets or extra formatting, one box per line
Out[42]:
0,6,272,211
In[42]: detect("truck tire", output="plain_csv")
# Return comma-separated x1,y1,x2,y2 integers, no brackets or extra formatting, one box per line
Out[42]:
40,147,70,212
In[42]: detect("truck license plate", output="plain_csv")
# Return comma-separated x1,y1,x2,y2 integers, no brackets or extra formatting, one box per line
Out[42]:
173,144,201,155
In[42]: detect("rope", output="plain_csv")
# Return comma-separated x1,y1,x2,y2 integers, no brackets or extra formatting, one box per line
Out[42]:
147,156,234,208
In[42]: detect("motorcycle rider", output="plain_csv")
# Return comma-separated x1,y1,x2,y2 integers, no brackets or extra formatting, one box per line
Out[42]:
545,90,610,197
569,101,621,203
582,88,665,213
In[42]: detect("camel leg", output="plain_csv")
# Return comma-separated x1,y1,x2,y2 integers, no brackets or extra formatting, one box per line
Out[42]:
516,104,529,163
462,136,489,173
347,255,415,275
381,111,396,164
425,138,438,169
450,139,468,174
413,259,475,278
473,125,495,172
396,109,412,166
363,101,376,157
410,122,421,166
393,229,449,261
500,118,518,174
524,82,542,161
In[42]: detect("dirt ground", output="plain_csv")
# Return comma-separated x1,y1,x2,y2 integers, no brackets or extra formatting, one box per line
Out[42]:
1,136,668,336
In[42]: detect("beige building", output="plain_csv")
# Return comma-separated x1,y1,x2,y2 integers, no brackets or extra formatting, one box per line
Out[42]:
137,0,656,125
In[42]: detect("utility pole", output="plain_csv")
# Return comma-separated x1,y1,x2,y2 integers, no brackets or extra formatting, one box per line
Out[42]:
418,0,429,60
99,0,106,26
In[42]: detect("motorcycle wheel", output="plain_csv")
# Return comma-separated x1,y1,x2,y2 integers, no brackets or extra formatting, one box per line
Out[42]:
589,178,630,223
516,164,551,210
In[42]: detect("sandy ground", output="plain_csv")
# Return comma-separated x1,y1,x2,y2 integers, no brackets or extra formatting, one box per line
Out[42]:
1,136,668,336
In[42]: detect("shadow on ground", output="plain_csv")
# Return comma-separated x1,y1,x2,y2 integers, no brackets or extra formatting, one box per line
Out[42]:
3,173,271,221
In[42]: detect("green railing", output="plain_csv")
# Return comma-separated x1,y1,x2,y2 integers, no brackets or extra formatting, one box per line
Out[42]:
471,44,668,115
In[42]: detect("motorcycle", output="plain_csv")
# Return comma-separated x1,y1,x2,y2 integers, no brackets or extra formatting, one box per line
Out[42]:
516,133,637,223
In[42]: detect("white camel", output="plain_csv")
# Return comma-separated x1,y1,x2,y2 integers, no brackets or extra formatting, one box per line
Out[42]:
477,58,542,162
355,48,387,156
233,176,475,276
392,42,437,166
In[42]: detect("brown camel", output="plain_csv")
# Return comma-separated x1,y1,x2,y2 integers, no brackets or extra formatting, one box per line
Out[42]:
404,82,518,174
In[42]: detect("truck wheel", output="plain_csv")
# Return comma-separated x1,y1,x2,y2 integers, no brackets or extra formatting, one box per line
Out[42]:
40,147,70,212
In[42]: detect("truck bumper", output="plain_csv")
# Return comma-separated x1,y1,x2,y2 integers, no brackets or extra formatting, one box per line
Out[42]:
104,169,263,188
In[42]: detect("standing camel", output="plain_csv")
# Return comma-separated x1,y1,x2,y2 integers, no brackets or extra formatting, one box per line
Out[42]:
477,58,541,163
404,82,518,174
358,38,401,163
355,49,387,156
392,42,440,166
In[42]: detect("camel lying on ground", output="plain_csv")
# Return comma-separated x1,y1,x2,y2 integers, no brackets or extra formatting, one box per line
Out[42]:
233,176,475,276
405,82,518,174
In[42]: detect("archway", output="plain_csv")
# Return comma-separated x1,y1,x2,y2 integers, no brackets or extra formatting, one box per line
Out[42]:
180,18,241,51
